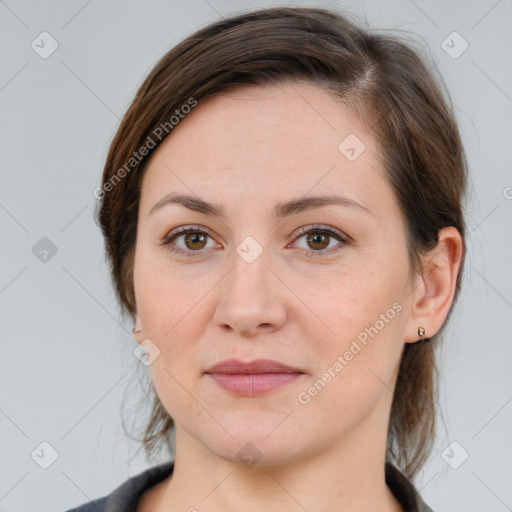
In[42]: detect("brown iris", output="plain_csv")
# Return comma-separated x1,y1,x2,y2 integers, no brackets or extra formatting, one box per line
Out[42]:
184,232,208,250
306,232,329,250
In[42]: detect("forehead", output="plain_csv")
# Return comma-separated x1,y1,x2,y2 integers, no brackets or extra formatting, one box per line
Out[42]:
139,81,389,220
166,81,365,157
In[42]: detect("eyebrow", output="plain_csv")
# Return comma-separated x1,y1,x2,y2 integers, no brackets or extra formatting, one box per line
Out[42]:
148,192,373,219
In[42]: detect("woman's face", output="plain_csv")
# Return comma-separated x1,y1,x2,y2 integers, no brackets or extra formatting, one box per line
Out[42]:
133,81,420,465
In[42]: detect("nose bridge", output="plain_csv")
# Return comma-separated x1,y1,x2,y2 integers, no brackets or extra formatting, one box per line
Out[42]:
214,238,287,335
228,239,273,305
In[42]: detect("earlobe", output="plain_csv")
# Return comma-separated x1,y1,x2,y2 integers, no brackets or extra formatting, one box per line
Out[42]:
405,227,464,344
132,312,143,341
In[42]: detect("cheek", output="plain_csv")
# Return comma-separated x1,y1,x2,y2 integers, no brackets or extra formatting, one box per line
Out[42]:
133,253,219,403
134,249,213,339
298,262,406,408
134,260,212,422
300,258,400,341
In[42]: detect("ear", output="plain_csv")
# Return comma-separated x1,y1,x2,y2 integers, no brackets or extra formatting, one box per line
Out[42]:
405,226,464,343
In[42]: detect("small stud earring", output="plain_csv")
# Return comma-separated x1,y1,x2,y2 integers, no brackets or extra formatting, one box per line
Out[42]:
132,327,142,334
417,325,426,338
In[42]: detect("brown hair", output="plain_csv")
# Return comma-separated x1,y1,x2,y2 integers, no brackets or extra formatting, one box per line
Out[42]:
96,6,467,479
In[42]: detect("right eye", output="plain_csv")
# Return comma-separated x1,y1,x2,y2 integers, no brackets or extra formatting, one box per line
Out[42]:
159,225,220,258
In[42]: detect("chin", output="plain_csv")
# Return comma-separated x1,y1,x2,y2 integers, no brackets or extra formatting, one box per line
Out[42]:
197,422,310,468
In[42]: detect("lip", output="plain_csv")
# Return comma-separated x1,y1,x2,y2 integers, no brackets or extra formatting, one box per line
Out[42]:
204,358,305,396
205,358,303,374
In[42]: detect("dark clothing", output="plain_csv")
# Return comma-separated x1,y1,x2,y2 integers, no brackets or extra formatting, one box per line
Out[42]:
66,460,434,512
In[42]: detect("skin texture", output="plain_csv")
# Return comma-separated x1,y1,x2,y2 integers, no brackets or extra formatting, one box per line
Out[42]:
132,81,463,511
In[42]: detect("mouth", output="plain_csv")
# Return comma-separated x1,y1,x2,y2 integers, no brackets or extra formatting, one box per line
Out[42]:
204,358,305,396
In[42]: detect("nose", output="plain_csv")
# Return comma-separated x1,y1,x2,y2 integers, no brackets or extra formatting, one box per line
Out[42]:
213,248,288,337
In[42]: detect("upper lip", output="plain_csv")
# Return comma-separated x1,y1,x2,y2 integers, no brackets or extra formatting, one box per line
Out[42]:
205,358,304,374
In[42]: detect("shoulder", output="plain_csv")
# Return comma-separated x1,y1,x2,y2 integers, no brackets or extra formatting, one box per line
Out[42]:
64,496,107,512
385,462,434,512
64,460,174,512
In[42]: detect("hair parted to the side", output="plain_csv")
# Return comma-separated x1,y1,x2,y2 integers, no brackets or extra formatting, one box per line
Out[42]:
95,7,467,479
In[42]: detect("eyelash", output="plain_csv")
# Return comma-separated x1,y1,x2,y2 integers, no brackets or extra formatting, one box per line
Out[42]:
159,224,349,259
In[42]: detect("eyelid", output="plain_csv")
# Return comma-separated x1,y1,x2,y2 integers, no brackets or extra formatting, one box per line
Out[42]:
291,224,349,243
287,224,349,257
159,225,220,256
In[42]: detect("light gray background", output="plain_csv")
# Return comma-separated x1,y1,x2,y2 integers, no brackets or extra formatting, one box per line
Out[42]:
1,0,511,511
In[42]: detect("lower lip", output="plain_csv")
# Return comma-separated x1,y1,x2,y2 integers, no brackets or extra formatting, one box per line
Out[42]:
207,372,303,396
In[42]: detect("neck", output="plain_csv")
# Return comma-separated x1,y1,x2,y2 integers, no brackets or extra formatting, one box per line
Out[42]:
152,418,403,512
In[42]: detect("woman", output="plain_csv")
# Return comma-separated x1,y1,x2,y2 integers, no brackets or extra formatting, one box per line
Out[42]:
68,6,466,512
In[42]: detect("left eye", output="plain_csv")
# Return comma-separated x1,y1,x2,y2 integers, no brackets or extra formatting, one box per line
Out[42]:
291,226,347,255
160,225,348,258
